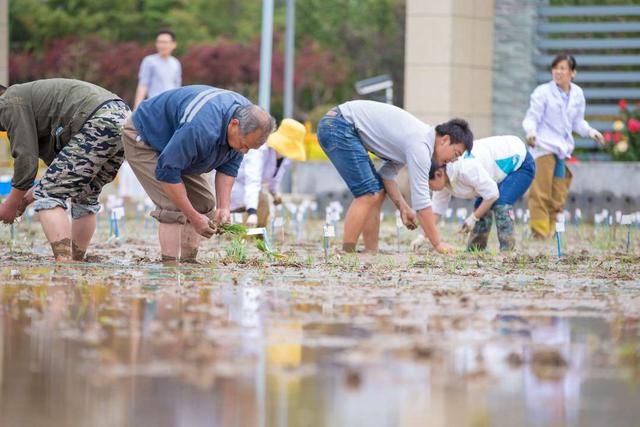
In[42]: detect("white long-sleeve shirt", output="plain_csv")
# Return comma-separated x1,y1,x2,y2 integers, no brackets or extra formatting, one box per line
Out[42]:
230,145,291,211
432,158,498,216
522,81,595,159
431,135,526,216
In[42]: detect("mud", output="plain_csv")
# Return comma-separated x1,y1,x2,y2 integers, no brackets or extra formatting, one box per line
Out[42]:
0,217,639,426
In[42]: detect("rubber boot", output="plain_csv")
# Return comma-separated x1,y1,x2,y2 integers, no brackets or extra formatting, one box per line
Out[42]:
494,204,516,251
467,212,493,251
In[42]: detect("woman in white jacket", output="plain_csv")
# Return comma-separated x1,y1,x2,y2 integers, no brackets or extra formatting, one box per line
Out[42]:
412,135,535,251
522,53,604,238
230,119,306,227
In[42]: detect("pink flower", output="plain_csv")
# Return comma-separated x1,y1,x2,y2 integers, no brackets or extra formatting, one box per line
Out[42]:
618,99,628,110
627,118,640,134
613,132,623,143
604,131,613,143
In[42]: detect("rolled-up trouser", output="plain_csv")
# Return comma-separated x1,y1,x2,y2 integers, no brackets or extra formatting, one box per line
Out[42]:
121,116,216,224
33,100,130,219
528,153,572,237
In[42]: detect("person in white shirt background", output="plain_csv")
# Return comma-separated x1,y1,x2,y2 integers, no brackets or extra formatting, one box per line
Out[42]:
522,53,604,239
412,135,535,251
120,29,183,202
229,119,307,227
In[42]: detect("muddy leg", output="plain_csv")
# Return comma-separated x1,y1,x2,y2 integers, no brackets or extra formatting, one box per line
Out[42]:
71,213,97,261
180,222,201,263
39,207,73,261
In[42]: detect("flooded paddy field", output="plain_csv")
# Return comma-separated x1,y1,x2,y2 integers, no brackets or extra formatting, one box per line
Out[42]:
1,217,639,427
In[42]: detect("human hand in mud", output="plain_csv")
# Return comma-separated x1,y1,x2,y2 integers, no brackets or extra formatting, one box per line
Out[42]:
434,241,455,255
400,207,418,230
460,213,478,234
212,208,231,226
191,213,216,238
0,201,18,224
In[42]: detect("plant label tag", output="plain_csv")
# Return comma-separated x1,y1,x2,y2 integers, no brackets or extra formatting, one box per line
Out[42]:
621,215,633,225
555,222,565,233
246,227,266,236
324,225,335,237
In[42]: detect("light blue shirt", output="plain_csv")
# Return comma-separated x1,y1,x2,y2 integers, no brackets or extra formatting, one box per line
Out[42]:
138,53,182,98
522,81,594,159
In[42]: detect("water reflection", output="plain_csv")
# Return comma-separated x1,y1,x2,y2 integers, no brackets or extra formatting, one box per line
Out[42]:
0,265,639,427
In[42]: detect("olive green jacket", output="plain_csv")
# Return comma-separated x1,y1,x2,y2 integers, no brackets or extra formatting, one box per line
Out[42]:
0,78,123,190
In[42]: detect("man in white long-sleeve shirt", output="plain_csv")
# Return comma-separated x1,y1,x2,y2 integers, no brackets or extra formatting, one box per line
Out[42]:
316,100,474,254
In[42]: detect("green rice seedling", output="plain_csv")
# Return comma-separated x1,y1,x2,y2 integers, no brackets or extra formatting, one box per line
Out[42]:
225,237,248,263
255,238,285,259
213,222,248,236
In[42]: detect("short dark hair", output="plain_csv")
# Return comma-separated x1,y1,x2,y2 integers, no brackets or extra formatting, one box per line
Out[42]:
552,53,576,71
435,118,473,153
157,29,176,41
429,160,445,180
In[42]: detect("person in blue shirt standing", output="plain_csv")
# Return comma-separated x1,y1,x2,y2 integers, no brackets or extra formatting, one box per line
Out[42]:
122,85,275,263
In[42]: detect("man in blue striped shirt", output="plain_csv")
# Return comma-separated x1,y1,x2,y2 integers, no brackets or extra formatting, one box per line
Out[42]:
122,85,275,263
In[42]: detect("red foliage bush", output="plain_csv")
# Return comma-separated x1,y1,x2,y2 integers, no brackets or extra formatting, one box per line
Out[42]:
9,34,347,114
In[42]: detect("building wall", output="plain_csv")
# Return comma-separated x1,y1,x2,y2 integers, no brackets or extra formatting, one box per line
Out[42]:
404,0,495,138
492,0,547,137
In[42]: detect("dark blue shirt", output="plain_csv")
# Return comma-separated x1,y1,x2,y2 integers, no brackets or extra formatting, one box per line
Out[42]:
132,85,251,183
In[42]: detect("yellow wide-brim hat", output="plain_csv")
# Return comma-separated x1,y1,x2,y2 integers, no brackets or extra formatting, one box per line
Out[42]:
267,118,307,161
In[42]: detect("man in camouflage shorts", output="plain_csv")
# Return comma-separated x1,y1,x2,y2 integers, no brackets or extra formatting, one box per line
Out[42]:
0,79,130,261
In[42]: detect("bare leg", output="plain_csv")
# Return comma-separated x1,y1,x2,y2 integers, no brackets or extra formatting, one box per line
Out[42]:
180,222,201,263
158,222,181,262
361,191,385,252
342,191,385,252
71,214,97,261
39,207,72,261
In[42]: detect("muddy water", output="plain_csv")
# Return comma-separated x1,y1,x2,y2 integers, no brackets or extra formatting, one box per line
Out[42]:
1,258,639,427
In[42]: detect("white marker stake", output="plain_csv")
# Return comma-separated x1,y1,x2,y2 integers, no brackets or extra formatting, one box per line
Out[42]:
323,224,335,260
246,227,266,236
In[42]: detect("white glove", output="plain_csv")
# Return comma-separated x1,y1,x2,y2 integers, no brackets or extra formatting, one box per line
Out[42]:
589,128,605,145
246,214,258,227
461,213,478,233
410,234,428,251
526,130,536,147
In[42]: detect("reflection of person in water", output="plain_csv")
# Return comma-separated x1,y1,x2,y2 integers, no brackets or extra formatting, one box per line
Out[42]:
523,317,583,427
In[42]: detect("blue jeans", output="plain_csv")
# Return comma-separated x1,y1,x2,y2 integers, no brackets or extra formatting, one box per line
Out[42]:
475,151,536,208
317,109,384,197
